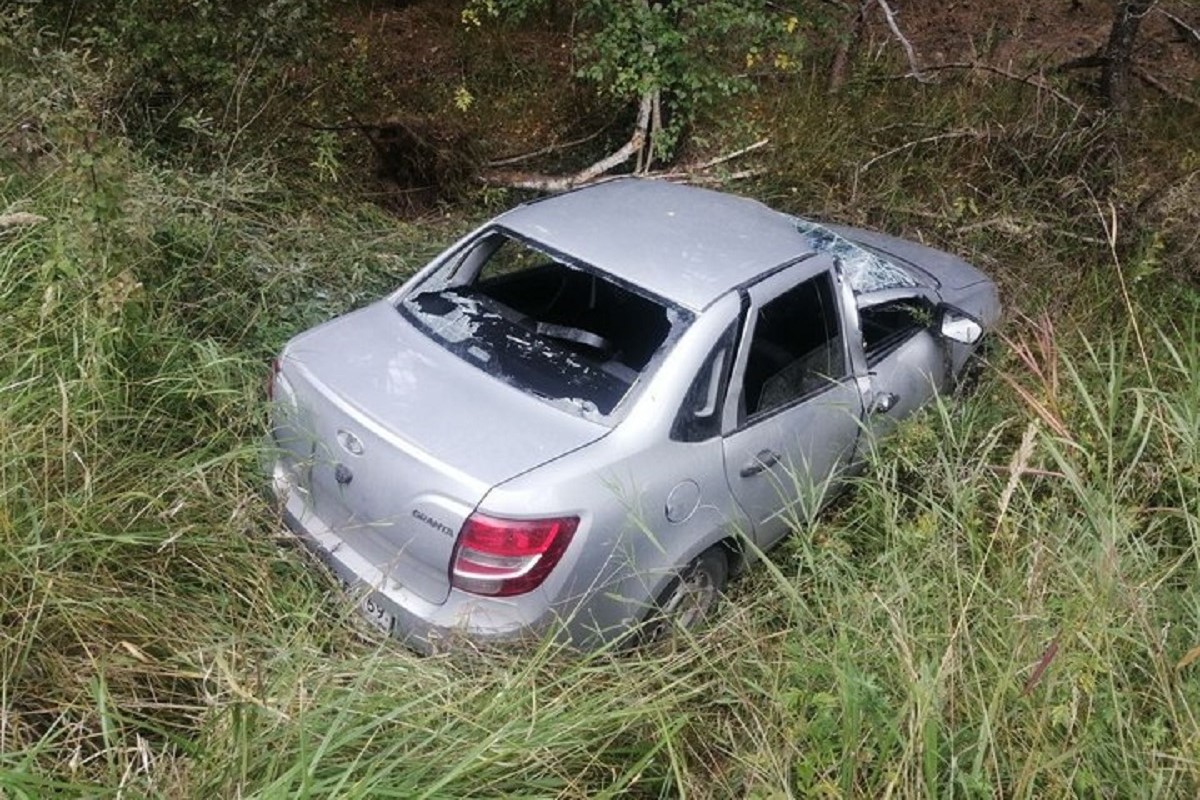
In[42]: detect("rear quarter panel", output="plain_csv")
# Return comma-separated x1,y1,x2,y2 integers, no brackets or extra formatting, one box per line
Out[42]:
475,293,748,646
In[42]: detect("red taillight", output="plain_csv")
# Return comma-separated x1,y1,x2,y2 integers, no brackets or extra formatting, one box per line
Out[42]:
450,513,579,597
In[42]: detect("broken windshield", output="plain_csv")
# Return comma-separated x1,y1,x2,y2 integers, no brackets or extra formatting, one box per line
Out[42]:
793,219,920,294
399,230,692,424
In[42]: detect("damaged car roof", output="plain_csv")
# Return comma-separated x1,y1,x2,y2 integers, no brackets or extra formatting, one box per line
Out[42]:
497,179,817,311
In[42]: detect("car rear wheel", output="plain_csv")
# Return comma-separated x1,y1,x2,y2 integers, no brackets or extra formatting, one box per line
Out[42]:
639,546,729,644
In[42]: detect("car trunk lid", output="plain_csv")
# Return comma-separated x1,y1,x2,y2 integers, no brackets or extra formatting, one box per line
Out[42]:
271,301,608,604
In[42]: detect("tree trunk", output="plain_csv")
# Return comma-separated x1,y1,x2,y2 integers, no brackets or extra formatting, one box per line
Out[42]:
1101,0,1154,113
828,0,872,93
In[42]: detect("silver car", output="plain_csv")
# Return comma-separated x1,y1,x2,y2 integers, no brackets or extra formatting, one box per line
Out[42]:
267,179,999,652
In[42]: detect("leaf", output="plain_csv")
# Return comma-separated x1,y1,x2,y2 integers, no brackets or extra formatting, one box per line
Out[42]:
1023,636,1060,695
1176,645,1200,671
0,211,47,229
120,640,152,663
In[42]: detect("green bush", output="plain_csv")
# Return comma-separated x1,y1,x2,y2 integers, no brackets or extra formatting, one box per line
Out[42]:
26,0,332,159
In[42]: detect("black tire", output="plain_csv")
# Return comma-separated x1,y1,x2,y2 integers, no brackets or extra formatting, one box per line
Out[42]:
639,546,729,644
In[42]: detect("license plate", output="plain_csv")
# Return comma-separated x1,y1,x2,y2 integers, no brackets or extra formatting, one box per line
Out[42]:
359,592,394,635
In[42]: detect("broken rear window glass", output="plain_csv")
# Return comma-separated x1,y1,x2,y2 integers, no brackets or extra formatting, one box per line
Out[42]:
398,230,692,424
793,219,919,294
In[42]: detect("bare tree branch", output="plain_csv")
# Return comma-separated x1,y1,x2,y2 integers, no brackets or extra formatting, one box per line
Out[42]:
857,128,985,175
921,62,1085,114
0,212,47,230
644,168,766,185
1133,65,1200,109
479,60,770,193
633,140,768,185
486,125,612,168
1159,7,1200,53
955,215,1107,244
1052,51,1106,72
689,138,770,171
876,0,926,82
482,91,655,192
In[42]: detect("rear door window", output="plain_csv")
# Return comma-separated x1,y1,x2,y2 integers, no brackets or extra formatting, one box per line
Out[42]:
399,230,692,423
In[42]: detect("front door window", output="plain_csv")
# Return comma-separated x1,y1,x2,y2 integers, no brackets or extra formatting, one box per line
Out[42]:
741,271,847,421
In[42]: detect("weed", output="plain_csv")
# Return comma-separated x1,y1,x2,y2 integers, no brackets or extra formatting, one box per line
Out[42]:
2,12,1198,798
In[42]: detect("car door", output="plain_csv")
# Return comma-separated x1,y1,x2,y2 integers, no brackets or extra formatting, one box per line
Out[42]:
720,263,864,549
855,293,948,441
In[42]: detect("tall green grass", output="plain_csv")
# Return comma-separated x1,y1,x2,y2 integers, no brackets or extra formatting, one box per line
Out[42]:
3,13,1199,799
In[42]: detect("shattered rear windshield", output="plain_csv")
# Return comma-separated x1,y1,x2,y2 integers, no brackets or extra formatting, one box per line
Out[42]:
398,230,692,424
793,219,919,294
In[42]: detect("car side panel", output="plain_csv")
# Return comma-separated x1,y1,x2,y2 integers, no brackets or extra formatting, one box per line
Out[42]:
722,380,863,548
470,293,749,646
490,435,745,645
862,330,945,441
717,261,865,548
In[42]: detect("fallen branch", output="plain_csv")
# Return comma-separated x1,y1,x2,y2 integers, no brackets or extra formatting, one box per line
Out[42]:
0,212,47,230
645,168,766,185
876,0,926,82
1160,8,1200,53
1052,51,1106,72
482,91,655,192
921,62,1085,114
481,96,767,191
486,125,612,168
689,138,769,170
628,140,769,186
1133,65,1200,110
858,128,984,174
956,215,1107,245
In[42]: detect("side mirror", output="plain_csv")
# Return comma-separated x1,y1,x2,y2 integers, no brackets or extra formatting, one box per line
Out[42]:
939,308,983,345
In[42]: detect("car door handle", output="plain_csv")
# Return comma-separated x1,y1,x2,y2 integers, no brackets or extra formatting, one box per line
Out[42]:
740,449,780,477
871,392,899,414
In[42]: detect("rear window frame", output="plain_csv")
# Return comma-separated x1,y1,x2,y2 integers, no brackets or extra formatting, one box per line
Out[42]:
395,225,695,426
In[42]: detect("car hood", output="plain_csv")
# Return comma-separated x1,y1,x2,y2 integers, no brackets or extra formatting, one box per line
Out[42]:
283,300,610,488
823,224,991,292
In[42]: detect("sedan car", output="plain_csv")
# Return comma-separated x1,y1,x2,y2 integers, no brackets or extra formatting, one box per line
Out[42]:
267,178,999,652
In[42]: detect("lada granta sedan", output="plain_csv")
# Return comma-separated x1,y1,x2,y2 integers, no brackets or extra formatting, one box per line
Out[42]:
266,178,999,652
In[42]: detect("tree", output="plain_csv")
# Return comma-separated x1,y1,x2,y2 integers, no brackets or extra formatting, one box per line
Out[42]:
1101,0,1155,112
465,0,817,187
32,0,331,154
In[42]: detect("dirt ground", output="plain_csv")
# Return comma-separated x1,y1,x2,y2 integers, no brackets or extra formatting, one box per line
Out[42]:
891,0,1200,85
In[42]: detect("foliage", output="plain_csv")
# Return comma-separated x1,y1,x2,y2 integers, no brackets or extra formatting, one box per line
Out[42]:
463,0,820,159
25,0,332,159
